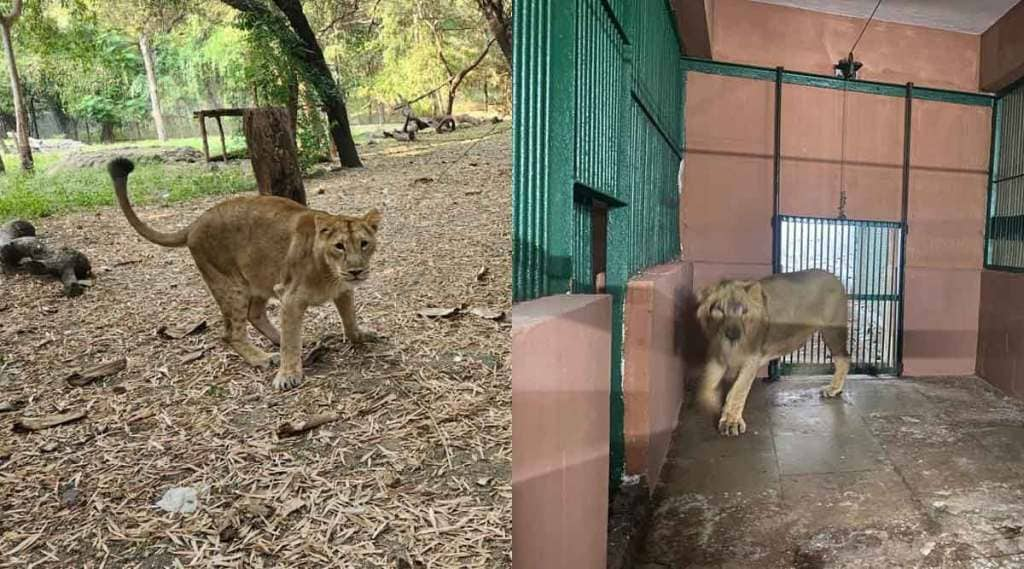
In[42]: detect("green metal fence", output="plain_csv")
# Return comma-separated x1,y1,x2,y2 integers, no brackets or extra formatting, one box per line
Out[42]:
513,1,684,486
986,79,1024,270
778,216,904,376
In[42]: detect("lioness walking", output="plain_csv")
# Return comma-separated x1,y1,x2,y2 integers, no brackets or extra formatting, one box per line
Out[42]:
696,269,850,435
109,158,382,390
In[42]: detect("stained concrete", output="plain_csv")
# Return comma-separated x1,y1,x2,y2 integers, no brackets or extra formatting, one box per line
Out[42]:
634,376,1024,568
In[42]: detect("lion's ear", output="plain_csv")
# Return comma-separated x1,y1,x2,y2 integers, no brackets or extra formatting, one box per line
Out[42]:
364,208,382,232
745,282,763,298
697,285,712,304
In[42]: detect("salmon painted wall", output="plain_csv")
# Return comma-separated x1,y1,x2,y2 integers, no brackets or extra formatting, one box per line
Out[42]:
681,71,990,376
981,0,1024,92
708,0,982,92
977,271,1024,399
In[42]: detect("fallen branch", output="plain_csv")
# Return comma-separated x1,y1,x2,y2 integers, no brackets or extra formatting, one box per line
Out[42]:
0,220,92,297
13,409,87,432
65,357,127,387
276,412,341,437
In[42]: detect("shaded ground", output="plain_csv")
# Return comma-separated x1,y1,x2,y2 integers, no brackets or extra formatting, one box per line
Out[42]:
0,124,511,568
637,376,1024,569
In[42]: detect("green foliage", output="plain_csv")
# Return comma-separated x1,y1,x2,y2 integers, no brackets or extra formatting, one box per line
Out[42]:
0,0,508,157
0,157,253,220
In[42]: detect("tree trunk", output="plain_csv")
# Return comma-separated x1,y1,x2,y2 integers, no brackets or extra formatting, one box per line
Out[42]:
100,123,115,143
242,107,305,205
269,0,362,167
286,71,299,144
476,0,511,67
28,94,38,138
139,34,167,142
219,0,362,167
0,20,31,172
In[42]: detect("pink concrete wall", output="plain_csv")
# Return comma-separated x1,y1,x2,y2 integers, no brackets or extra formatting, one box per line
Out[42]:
512,295,611,569
977,270,1024,399
981,0,1024,93
682,70,991,377
623,261,692,487
709,0,981,92
901,100,990,376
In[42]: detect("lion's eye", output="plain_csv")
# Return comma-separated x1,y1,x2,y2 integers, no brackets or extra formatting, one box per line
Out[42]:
739,306,748,315
360,240,369,249
335,243,345,251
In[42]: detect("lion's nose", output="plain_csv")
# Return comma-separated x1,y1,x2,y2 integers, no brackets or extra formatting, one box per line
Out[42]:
725,327,741,341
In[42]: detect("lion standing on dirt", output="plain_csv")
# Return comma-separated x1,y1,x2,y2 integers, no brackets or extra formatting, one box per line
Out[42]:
108,158,382,391
696,269,850,435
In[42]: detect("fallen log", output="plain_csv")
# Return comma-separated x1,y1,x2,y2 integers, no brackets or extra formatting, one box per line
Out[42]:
0,220,92,297
433,115,456,133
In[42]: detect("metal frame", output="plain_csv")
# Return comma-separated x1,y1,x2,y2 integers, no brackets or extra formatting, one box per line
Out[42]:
756,63,917,378
777,215,904,376
984,79,1024,272
679,57,994,107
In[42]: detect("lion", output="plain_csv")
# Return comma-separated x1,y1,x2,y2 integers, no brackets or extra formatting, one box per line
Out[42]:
108,158,382,390
695,269,850,435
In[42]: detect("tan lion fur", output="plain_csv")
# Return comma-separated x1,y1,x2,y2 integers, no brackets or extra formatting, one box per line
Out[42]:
108,158,381,390
696,269,850,435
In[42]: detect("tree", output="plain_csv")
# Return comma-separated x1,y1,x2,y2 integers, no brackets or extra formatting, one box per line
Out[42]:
426,9,496,117
220,0,362,168
0,0,32,171
475,0,510,67
138,33,166,140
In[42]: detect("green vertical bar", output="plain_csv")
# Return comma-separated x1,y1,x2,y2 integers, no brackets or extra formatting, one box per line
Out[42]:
512,0,575,301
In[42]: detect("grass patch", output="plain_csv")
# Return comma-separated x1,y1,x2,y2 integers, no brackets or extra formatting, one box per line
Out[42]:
0,158,254,221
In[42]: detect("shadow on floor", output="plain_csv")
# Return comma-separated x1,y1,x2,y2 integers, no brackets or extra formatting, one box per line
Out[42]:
635,376,1024,569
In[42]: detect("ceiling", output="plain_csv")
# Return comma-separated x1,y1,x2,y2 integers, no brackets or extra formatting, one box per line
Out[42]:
749,0,1020,34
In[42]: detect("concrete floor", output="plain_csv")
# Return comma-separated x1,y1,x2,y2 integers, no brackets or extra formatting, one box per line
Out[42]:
635,376,1024,569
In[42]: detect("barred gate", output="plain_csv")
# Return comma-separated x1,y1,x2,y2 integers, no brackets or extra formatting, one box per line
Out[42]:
513,1,684,486
986,78,1024,270
778,216,904,376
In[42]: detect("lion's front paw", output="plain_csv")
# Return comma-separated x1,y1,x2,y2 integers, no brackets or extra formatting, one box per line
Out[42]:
718,413,747,436
272,369,303,390
349,329,381,344
821,386,843,398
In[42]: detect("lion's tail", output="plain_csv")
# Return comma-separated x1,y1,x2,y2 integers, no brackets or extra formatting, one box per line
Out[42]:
108,158,190,248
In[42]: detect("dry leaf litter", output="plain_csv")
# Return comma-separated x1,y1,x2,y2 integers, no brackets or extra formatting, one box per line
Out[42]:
0,124,511,568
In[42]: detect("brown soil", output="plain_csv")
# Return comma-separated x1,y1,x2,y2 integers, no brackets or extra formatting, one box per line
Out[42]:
0,124,511,568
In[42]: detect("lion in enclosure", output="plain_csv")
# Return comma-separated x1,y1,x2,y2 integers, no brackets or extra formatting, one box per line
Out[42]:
108,158,382,391
696,269,850,435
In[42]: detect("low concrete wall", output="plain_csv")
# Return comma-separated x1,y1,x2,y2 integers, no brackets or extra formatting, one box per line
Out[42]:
512,295,611,569
623,261,692,487
977,270,1024,399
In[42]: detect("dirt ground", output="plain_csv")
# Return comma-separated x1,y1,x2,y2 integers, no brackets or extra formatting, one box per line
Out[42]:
0,124,511,568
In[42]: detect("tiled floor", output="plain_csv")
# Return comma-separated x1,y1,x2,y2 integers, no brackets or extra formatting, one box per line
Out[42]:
635,376,1024,569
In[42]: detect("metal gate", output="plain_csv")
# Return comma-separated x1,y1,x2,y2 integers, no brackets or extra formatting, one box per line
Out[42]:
777,215,904,376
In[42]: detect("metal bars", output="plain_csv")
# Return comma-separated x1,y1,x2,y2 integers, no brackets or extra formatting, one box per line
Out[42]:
778,216,904,376
987,81,1024,271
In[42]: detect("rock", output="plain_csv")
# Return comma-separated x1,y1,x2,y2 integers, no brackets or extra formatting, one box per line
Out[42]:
156,487,198,513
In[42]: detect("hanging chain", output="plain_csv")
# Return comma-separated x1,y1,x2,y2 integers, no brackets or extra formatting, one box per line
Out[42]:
838,77,849,220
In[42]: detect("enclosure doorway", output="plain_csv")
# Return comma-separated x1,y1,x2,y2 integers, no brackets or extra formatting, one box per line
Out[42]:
775,215,905,377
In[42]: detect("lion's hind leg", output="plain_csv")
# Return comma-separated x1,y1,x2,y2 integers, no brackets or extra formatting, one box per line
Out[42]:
820,323,850,398
248,296,281,346
196,261,276,369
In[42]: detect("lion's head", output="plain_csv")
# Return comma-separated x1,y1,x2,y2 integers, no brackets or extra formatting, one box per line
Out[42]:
696,279,766,346
313,208,382,285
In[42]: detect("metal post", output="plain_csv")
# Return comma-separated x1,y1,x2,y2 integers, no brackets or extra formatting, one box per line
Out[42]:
896,83,913,377
768,66,783,382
